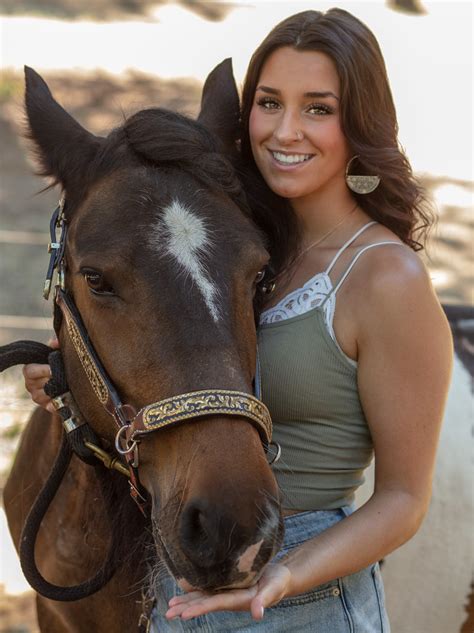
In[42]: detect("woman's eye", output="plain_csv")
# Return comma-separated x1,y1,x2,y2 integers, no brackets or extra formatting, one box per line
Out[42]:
257,97,280,110
83,270,115,295
307,103,333,115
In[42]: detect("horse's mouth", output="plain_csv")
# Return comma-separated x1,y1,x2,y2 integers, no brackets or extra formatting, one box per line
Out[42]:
155,539,252,591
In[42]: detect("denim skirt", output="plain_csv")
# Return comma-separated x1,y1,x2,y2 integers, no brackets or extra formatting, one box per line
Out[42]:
150,507,390,632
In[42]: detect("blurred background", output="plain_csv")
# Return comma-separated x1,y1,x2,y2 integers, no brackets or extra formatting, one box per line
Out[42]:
0,1,472,632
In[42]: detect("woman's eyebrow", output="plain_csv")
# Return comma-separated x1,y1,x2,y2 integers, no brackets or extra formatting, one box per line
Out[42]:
256,85,339,101
304,90,339,101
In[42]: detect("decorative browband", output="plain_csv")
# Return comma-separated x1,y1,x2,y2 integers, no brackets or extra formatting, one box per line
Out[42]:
131,390,272,444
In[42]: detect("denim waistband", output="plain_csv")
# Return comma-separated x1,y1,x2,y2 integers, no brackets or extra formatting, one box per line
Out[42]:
278,506,353,553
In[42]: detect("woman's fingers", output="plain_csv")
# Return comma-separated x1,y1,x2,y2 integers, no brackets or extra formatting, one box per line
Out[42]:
47,335,60,349
166,586,258,620
23,363,53,409
23,363,52,381
168,591,204,607
165,564,292,621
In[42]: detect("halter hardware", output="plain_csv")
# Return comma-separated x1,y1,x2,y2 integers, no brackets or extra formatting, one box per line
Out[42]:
44,197,67,300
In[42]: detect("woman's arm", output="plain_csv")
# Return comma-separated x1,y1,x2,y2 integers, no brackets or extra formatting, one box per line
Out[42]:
165,248,453,620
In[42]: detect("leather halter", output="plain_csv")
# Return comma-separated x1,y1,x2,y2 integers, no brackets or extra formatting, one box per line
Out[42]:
45,199,274,512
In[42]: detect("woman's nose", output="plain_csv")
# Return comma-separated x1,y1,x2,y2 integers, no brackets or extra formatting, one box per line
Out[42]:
273,111,303,145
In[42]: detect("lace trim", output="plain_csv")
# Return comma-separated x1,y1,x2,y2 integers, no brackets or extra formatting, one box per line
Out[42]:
259,272,335,329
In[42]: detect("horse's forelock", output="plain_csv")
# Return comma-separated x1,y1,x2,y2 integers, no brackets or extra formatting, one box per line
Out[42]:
122,108,248,213
124,108,219,162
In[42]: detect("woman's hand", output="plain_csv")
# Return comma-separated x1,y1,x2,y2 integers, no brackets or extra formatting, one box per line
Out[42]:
165,563,292,621
22,335,59,412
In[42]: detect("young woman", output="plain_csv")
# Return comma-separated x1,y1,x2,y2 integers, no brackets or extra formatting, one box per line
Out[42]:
24,9,453,632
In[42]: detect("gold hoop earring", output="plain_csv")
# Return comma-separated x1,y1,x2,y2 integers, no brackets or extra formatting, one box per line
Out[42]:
345,155,380,194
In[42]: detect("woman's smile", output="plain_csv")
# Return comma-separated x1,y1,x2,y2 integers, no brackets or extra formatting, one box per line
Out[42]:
268,149,315,169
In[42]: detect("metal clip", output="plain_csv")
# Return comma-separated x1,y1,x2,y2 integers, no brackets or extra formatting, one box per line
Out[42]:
84,441,130,478
43,279,52,301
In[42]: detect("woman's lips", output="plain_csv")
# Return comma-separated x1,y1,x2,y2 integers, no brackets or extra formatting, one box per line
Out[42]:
267,148,315,170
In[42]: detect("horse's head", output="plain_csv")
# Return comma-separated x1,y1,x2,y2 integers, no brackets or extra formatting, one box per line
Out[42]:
24,64,283,591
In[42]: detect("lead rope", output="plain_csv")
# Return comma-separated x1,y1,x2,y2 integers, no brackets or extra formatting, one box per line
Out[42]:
19,433,121,601
0,341,124,602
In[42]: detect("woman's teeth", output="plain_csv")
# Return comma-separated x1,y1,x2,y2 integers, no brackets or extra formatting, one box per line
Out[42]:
272,151,313,165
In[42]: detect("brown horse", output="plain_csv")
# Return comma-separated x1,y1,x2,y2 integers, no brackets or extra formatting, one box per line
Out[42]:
3,63,282,632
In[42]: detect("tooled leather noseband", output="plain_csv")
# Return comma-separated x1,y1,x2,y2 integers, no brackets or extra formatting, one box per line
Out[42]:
46,198,274,513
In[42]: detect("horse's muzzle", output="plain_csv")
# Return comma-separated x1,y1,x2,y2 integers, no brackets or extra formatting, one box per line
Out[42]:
153,495,283,591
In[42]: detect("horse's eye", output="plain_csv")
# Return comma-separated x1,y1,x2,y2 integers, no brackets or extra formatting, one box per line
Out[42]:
255,269,266,284
83,270,115,295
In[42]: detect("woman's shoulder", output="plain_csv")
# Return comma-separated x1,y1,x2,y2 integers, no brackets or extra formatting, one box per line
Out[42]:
354,224,429,291
353,230,448,340
353,231,452,371
345,223,440,320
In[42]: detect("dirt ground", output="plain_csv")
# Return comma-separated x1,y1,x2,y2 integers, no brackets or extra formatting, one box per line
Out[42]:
0,68,472,633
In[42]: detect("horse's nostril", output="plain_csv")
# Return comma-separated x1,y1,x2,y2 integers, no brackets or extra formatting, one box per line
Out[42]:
180,499,227,568
187,503,208,540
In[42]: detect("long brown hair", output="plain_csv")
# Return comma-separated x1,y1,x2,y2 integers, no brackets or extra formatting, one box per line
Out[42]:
240,8,434,274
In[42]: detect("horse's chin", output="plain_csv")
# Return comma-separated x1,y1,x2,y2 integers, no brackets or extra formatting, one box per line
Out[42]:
177,570,261,593
154,537,268,593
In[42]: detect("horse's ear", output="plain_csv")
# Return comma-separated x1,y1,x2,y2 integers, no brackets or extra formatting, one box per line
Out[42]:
197,58,240,154
24,66,101,194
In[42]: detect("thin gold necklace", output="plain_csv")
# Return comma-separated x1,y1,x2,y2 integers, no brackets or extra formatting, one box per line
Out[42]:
293,201,358,263
262,202,358,294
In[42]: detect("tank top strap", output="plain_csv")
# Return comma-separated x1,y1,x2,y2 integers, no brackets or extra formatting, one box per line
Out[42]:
320,241,403,307
325,221,377,275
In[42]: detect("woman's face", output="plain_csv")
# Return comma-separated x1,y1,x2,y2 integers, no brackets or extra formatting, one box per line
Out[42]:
249,46,350,202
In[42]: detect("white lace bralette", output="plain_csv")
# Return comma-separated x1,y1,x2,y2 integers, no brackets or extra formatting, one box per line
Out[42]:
259,271,334,326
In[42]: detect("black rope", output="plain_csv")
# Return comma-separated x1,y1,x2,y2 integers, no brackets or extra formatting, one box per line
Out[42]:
19,433,121,601
0,340,51,371
44,349,68,398
1,340,122,601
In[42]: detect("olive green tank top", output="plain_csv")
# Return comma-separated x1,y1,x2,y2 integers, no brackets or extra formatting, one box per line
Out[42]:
258,224,401,511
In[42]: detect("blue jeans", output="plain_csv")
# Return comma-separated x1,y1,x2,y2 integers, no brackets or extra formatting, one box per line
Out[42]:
151,507,390,632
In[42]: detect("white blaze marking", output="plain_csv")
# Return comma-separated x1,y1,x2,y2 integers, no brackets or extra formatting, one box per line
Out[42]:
151,199,220,322
237,539,264,574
